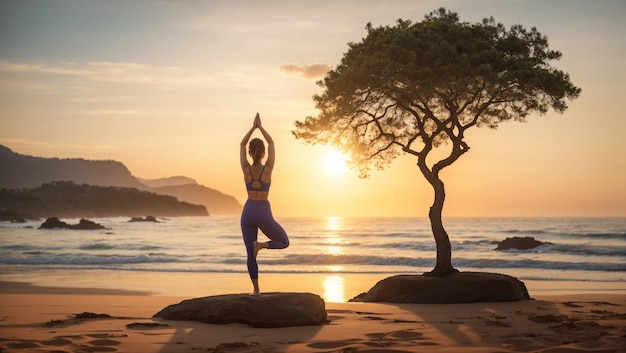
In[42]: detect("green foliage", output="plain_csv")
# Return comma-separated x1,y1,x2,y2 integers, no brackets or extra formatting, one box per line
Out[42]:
0,181,208,218
293,8,580,178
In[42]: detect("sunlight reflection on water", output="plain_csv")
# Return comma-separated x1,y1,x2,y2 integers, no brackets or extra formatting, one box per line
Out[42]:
323,275,345,303
324,216,345,256
325,216,343,232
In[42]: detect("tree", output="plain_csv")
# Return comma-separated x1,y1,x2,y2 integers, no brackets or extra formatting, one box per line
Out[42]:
292,8,581,276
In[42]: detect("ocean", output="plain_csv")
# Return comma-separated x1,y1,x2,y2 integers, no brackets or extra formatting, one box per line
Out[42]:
1,217,624,289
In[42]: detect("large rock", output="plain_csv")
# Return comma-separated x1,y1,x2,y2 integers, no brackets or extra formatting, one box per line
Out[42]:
350,272,531,303
495,236,548,250
153,292,327,328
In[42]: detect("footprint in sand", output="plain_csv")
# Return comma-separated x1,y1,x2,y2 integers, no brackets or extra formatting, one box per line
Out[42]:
365,329,438,348
42,338,74,346
367,330,425,341
386,330,424,340
78,347,119,352
5,341,42,350
87,338,122,346
3,337,121,352
307,338,361,349
307,339,416,353
350,349,415,353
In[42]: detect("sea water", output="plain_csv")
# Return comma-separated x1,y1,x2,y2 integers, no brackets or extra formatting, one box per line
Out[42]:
1,216,624,287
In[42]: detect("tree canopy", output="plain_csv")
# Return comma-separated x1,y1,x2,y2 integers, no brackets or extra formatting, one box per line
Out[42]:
293,8,580,178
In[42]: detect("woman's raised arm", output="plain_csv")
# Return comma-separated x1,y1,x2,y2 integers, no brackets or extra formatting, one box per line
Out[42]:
240,116,257,170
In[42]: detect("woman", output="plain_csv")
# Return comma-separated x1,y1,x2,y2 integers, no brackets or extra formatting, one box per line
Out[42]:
240,113,289,296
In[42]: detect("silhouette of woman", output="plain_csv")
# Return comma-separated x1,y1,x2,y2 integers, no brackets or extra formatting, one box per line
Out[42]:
240,113,289,295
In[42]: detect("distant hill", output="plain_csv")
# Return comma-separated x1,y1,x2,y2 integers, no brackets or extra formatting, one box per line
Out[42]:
138,176,197,188
0,145,146,190
0,145,243,215
151,184,241,215
0,181,208,218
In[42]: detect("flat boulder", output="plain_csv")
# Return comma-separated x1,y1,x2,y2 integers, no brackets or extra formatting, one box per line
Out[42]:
350,272,531,303
153,292,327,328
495,236,548,250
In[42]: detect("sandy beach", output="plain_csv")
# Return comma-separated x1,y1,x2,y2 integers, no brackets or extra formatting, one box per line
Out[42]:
1,271,625,353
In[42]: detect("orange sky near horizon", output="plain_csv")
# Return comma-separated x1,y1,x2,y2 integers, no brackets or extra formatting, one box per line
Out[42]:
1,0,624,217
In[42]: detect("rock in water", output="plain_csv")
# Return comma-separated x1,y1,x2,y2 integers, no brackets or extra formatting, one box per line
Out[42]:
39,217,105,230
350,272,531,303
74,219,105,229
129,216,159,222
495,236,547,250
39,217,71,229
153,292,327,328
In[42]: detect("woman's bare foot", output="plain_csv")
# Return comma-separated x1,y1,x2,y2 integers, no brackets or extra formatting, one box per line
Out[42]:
250,278,260,296
253,241,266,258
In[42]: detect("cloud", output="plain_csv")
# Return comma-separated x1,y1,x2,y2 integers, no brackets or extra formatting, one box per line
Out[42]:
0,60,215,87
0,79,58,92
71,110,143,116
279,63,333,79
182,1,345,34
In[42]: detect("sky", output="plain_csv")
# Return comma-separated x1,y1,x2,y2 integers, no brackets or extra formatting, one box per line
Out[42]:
0,0,624,218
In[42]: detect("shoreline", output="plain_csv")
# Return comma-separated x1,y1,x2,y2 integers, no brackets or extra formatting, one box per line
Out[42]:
2,268,626,299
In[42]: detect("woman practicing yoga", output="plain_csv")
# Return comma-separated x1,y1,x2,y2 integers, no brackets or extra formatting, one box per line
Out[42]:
240,113,289,296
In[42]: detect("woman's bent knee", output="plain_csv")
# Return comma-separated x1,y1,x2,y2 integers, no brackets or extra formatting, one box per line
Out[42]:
268,236,289,249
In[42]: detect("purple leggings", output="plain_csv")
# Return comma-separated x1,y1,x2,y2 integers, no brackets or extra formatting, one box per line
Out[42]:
240,200,289,279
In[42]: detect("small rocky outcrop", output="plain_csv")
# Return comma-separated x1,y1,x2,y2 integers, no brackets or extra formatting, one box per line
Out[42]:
129,216,159,222
39,217,105,230
495,236,548,250
350,272,531,303
153,292,327,328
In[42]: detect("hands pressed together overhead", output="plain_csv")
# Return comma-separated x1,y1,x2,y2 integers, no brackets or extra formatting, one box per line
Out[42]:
254,112,262,129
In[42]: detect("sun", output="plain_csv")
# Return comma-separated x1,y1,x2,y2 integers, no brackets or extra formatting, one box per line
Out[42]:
323,150,348,174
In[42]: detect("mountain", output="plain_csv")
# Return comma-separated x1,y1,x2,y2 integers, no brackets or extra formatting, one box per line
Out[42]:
150,184,241,215
0,145,242,216
0,145,146,190
0,181,208,218
138,176,197,188
138,176,242,215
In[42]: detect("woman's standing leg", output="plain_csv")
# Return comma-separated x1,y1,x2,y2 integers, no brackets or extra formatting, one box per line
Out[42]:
240,202,260,295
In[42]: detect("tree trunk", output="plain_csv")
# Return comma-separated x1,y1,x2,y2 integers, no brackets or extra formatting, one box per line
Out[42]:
425,175,457,276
